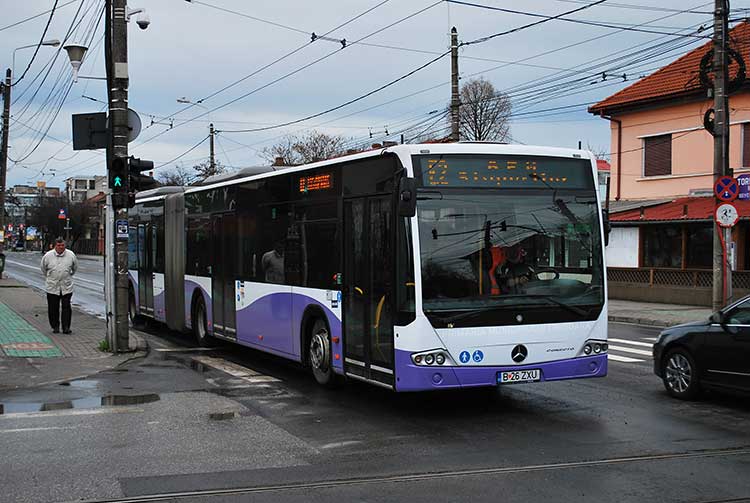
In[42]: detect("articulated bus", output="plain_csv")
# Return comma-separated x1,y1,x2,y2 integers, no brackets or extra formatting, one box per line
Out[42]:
128,143,608,391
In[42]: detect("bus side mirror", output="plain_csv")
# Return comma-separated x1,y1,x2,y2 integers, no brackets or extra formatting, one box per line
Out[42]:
602,208,611,247
398,177,417,217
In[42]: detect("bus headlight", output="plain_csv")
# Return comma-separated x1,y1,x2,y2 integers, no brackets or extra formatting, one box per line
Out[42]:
580,340,607,357
411,349,455,366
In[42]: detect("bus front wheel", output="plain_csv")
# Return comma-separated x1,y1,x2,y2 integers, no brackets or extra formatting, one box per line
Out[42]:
309,318,336,387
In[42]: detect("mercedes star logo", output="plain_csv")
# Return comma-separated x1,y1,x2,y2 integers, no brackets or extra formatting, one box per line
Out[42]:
511,344,528,363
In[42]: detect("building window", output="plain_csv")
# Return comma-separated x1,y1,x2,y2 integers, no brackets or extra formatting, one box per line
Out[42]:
743,123,750,167
74,179,87,189
642,225,681,267
643,134,672,177
89,180,96,190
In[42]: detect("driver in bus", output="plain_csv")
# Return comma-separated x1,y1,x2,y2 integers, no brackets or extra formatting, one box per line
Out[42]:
497,244,535,294
262,240,285,283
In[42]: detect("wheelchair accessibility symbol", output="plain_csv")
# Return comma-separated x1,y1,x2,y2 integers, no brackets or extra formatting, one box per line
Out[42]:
472,350,484,363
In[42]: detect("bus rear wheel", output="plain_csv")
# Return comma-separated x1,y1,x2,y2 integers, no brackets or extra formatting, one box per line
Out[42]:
309,319,337,387
129,289,143,327
193,297,212,347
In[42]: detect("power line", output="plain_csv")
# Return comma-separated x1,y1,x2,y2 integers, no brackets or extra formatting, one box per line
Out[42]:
0,0,78,33
155,135,211,169
550,0,713,15
11,0,60,86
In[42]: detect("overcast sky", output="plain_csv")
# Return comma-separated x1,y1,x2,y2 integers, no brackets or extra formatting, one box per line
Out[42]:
1,0,742,188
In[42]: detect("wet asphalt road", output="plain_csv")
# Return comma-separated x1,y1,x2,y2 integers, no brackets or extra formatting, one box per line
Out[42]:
1,256,750,502
3,251,105,318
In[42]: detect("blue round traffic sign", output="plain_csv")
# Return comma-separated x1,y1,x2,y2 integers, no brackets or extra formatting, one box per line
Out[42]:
715,176,739,202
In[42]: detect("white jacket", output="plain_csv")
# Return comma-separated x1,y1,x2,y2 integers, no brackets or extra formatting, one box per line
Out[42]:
41,249,78,295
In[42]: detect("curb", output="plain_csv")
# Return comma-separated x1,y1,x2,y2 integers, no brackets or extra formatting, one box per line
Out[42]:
608,315,669,328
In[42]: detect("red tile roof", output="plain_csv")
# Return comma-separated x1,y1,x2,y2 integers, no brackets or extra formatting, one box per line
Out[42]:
611,196,750,222
589,22,750,115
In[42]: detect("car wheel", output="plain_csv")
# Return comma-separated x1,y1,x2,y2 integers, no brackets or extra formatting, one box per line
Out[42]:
193,297,213,347
309,319,337,387
662,348,700,400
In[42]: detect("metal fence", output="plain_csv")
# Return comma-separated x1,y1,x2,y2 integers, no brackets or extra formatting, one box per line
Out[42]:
608,267,750,290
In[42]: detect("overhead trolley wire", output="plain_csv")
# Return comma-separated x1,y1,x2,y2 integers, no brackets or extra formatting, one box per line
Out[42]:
450,0,711,40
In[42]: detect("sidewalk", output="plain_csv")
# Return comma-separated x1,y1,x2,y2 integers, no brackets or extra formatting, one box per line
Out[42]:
608,299,713,328
0,277,147,390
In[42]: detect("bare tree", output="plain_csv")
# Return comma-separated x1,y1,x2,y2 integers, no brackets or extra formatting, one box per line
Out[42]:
261,130,349,166
194,159,226,182
455,77,511,142
586,142,611,161
157,164,196,186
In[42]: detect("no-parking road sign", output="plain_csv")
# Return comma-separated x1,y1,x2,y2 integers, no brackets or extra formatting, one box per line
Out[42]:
715,176,739,202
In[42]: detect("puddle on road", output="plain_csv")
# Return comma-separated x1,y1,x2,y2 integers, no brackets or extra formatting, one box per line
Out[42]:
0,393,160,414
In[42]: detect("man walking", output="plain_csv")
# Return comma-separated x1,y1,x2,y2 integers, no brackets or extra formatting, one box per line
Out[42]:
41,238,78,334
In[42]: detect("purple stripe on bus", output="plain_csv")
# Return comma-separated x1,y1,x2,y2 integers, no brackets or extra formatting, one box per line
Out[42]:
235,292,343,371
393,351,607,392
184,279,211,332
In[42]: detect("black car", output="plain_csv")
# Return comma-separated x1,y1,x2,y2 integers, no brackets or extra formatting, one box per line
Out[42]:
653,296,750,400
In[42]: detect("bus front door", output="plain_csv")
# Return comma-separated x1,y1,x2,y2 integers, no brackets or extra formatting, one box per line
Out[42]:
137,223,154,316
343,195,395,387
211,214,237,340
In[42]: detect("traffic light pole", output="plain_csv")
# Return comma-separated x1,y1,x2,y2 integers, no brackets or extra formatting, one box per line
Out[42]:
107,0,130,351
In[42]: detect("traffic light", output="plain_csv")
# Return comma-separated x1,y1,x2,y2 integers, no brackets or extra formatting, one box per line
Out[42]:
110,156,128,193
127,156,159,208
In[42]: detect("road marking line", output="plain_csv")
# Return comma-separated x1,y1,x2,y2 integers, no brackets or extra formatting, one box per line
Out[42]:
608,338,654,348
608,345,652,357
0,407,143,419
608,354,644,363
0,426,78,433
191,355,280,383
5,260,104,287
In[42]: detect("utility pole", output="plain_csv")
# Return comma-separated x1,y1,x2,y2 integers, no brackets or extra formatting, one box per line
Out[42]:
209,123,215,172
1,69,11,257
712,0,730,311
450,27,460,142
107,0,130,351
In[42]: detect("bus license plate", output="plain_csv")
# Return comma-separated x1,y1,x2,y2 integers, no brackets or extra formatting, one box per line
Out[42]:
498,369,541,384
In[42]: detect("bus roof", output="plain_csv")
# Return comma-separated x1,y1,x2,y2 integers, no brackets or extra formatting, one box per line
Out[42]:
170,143,596,196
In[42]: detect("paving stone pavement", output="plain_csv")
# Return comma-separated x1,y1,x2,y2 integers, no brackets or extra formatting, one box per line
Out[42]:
0,277,146,390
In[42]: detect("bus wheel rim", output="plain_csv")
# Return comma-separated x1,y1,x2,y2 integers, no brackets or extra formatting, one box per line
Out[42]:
310,328,329,372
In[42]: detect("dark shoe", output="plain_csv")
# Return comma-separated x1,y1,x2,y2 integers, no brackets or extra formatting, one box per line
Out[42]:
63,329,72,334
52,328,59,334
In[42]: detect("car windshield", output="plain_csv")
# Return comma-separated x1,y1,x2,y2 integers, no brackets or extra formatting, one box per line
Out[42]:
417,189,604,318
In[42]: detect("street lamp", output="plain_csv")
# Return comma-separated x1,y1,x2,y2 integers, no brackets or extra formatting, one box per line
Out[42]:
13,39,60,75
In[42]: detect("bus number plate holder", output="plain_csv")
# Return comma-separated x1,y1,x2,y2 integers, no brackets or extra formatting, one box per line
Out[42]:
497,369,541,384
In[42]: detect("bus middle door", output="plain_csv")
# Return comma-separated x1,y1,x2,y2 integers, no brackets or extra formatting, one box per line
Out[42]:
343,195,395,387
210,214,237,340
137,223,154,316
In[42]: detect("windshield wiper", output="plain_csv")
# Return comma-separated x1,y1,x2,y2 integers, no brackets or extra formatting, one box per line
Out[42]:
428,295,589,324
502,294,589,317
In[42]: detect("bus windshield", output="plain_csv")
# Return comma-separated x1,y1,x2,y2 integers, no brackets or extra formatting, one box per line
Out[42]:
416,159,604,325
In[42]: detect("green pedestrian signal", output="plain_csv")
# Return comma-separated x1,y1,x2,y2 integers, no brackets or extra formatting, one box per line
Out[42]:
110,156,128,193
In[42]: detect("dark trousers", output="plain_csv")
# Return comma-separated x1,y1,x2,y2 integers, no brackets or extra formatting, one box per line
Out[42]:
47,293,72,331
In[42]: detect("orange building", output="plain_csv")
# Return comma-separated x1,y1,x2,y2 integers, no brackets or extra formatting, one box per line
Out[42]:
589,22,750,304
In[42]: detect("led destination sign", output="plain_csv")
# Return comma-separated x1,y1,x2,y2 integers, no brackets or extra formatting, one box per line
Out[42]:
299,172,333,193
416,155,594,190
